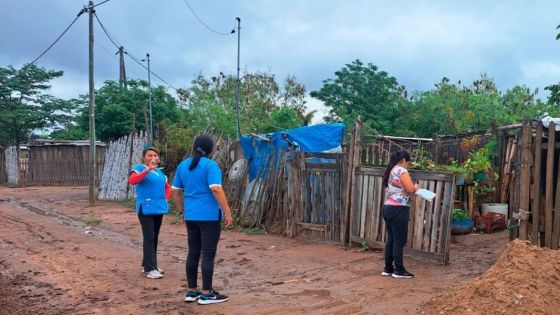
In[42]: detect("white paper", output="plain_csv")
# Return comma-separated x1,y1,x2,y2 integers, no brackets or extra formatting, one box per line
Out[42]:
415,188,436,201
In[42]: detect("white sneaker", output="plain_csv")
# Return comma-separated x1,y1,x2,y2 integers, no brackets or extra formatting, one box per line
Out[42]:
142,267,164,274
146,270,163,279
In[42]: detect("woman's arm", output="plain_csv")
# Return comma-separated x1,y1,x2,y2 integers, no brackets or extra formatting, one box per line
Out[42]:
129,169,149,185
210,186,233,226
400,171,420,194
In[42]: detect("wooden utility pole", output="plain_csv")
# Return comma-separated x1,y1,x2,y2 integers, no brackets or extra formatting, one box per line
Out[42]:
118,46,127,90
88,1,97,206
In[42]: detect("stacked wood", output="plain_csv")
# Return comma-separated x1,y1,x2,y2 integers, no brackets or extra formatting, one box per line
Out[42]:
5,146,18,186
98,131,147,200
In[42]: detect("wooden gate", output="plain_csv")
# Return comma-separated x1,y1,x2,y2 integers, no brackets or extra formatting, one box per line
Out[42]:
296,152,346,242
349,166,455,264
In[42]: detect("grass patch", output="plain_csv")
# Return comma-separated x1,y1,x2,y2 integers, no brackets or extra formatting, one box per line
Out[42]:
85,213,102,226
240,227,267,235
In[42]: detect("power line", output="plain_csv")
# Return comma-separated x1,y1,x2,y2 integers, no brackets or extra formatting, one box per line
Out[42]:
30,8,87,64
93,12,121,49
124,51,179,92
93,12,180,92
182,0,235,36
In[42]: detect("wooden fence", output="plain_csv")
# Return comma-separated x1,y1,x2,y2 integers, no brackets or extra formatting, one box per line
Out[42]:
19,144,105,186
504,120,560,249
0,148,6,184
349,167,455,264
296,152,346,242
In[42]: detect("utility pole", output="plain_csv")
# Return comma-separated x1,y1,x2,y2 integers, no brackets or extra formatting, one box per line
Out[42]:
142,53,153,142
117,46,127,90
88,0,96,206
235,17,241,140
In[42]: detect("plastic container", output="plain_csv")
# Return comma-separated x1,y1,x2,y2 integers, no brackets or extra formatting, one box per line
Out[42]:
451,220,474,235
481,203,508,220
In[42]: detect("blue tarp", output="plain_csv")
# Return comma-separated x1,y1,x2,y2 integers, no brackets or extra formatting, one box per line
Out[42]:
240,123,346,181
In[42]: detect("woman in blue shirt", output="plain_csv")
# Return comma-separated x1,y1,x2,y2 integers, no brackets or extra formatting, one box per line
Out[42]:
172,135,232,305
129,145,170,279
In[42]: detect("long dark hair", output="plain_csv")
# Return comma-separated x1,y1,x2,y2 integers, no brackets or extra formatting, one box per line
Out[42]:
189,135,214,170
382,150,411,187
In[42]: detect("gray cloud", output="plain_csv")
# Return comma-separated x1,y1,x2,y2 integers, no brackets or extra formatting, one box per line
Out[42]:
2,0,560,116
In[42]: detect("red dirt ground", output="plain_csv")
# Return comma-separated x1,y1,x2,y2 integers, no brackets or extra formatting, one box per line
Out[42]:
0,186,509,315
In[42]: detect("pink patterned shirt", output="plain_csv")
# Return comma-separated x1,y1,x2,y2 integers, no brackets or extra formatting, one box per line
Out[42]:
384,166,410,206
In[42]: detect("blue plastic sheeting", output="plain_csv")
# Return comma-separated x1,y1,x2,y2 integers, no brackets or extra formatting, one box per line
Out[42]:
240,123,346,181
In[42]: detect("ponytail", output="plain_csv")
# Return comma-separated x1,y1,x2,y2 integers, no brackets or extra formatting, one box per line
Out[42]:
382,150,411,187
189,135,214,170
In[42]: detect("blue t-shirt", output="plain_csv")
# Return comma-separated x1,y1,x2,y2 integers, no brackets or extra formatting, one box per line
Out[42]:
132,164,169,215
172,157,222,221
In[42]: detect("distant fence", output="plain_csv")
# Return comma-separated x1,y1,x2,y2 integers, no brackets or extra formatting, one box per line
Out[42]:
98,132,147,200
19,143,105,186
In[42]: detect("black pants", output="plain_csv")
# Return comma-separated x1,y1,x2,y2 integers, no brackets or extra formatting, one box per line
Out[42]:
138,208,163,272
382,205,410,272
185,220,221,290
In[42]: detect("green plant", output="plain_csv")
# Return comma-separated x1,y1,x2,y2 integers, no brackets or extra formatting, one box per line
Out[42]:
361,240,370,252
85,214,102,226
464,148,491,174
240,227,267,235
452,209,471,221
440,160,467,177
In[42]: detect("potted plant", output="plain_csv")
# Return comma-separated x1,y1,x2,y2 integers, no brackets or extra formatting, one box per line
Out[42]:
463,148,491,182
441,160,468,185
451,209,474,235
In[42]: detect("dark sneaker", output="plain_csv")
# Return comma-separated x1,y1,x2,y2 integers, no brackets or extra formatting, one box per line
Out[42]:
197,289,229,305
184,290,203,302
381,268,394,276
392,269,414,279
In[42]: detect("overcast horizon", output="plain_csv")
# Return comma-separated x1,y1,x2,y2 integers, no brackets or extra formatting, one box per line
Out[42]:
2,0,560,123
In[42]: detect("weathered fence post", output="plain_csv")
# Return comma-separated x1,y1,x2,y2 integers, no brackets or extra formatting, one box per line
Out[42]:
342,117,362,245
5,146,18,186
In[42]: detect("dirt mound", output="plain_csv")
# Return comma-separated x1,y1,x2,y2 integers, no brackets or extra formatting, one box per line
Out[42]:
421,239,560,315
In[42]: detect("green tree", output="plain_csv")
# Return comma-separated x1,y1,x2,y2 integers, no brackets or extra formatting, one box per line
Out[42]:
178,71,307,137
0,64,75,150
310,59,408,135
68,80,182,142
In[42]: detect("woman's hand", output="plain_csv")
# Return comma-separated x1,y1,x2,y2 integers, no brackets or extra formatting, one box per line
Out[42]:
148,159,158,171
224,212,233,227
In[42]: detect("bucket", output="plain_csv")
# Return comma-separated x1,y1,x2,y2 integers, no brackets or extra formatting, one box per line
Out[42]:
481,203,508,220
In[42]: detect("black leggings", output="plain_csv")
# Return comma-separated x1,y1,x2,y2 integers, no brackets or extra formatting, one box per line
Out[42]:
382,205,410,272
138,207,163,272
185,220,221,290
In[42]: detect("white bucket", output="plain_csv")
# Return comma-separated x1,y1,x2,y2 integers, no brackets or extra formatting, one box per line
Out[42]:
481,203,508,220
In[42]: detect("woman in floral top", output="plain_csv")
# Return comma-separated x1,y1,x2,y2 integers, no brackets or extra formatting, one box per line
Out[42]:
381,150,419,279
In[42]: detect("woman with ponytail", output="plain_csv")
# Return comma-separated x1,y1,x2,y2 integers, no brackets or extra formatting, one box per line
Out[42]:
381,150,419,279
171,135,232,305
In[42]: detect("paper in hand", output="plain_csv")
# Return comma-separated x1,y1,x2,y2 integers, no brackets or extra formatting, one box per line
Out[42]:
415,188,436,201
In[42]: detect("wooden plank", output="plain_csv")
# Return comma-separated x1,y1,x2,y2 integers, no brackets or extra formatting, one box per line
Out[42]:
296,222,329,232
430,181,444,252
531,123,543,245
519,123,532,240
304,162,338,170
412,182,427,250
442,180,455,264
371,176,383,243
303,152,341,159
343,118,361,245
422,180,436,251
553,147,560,249
351,174,363,237
360,175,370,238
364,174,375,241
545,122,555,247
356,166,455,182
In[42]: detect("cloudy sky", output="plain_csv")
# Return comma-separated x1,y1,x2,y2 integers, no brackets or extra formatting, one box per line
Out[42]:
1,0,560,122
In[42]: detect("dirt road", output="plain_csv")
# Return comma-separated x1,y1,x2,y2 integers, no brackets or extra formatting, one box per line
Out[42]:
0,187,508,314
